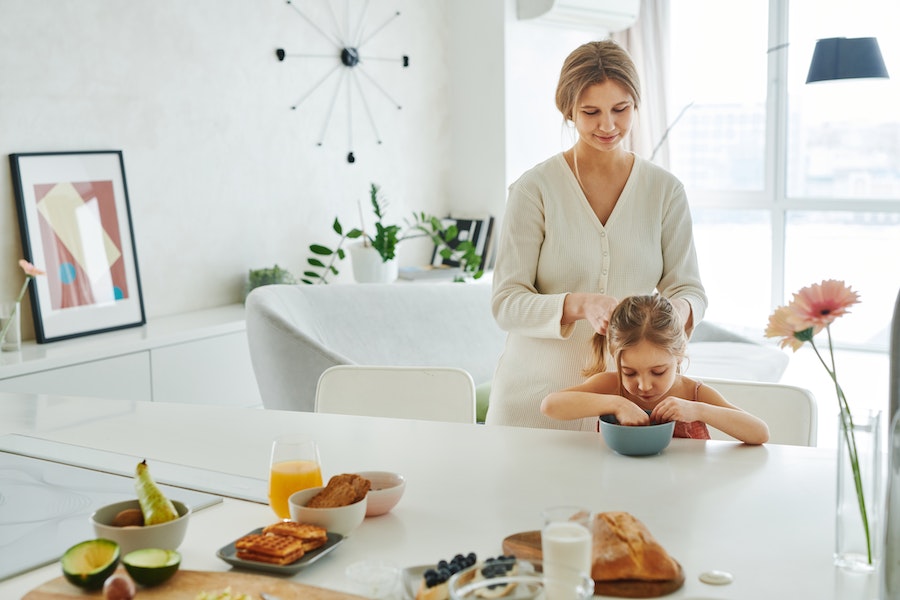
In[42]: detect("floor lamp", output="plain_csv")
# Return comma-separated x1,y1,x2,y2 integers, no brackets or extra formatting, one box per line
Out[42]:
803,36,896,593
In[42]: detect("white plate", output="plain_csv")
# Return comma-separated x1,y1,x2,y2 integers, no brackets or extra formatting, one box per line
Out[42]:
402,564,431,600
402,559,537,600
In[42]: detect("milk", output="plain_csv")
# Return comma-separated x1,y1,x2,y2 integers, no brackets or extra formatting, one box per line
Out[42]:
541,521,592,600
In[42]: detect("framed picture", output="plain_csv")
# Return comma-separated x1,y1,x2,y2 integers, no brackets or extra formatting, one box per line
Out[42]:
430,216,495,271
8,150,145,343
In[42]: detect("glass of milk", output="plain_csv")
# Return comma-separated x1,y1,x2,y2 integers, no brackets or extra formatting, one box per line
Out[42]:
541,506,592,600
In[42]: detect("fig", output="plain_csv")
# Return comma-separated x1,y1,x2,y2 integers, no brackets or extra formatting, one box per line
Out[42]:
112,508,144,527
103,573,136,600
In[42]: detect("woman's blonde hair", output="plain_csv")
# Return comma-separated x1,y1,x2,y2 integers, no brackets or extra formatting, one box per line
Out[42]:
555,39,641,122
583,295,687,378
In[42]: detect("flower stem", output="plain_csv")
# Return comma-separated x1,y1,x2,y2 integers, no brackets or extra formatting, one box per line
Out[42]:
0,278,31,345
809,332,873,564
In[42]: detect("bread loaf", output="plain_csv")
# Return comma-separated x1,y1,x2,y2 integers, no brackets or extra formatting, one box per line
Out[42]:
591,512,679,582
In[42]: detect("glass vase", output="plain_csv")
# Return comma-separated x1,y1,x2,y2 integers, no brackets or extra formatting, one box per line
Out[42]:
883,410,900,596
0,300,21,352
835,409,882,572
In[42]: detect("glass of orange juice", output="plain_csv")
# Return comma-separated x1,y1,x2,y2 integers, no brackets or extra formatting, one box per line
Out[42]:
268,435,323,519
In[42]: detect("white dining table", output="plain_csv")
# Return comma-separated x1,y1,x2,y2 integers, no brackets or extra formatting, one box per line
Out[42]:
0,391,881,600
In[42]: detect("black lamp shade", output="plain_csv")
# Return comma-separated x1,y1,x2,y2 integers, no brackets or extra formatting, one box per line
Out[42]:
806,37,889,83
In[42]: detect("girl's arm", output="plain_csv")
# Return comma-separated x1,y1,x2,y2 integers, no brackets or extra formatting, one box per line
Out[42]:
650,385,770,445
541,374,650,425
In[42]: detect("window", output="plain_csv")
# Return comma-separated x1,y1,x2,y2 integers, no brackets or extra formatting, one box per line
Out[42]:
668,0,900,350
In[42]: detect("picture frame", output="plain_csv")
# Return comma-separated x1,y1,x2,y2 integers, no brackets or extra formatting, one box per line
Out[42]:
8,150,146,343
430,216,495,271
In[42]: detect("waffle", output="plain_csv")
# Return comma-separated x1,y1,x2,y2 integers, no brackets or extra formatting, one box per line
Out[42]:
262,520,329,551
235,532,307,565
307,473,371,508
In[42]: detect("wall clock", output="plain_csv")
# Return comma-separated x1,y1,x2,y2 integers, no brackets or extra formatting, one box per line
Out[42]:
276,0,409,164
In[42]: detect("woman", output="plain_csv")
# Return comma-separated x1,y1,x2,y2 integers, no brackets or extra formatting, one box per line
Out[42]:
487,40,707,430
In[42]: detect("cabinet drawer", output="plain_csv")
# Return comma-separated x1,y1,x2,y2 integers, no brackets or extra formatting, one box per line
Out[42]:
0,353,151,401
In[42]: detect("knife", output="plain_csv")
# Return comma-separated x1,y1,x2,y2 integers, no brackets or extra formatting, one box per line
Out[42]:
260,594,283,600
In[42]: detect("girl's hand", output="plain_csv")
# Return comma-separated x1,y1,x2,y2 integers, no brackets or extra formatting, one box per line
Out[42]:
615,400,651,426
651,397,700,424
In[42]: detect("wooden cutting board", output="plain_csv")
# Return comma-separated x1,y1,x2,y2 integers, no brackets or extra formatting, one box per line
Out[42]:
23,568,367,600
502,531,685,599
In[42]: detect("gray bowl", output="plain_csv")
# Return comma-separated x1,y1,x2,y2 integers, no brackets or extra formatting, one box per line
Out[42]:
91,499,190,555
599,414,675,456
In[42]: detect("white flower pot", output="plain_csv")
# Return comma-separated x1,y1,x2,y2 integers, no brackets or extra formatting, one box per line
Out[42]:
349,243,398,284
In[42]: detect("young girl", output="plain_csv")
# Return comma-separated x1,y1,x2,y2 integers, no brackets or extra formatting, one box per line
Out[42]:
541,295,769,444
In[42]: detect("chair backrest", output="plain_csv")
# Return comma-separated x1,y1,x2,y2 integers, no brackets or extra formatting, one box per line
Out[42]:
702,377,818,447
315,365,477,424
244,283,504,413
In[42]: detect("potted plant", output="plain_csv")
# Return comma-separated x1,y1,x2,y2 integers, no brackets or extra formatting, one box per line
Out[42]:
301,183,485,284
243,264,297,301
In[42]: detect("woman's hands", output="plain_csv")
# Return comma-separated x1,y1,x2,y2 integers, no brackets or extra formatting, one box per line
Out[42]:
562,292,619,333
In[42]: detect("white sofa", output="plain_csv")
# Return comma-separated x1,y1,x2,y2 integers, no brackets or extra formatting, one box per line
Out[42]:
245,283,788,419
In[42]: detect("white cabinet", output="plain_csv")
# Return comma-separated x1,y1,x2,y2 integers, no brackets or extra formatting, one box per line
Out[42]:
0,305,260,407
151,331,259,406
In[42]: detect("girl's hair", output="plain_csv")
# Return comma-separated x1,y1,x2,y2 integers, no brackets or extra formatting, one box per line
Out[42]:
582,295,687,378
555,39,641,122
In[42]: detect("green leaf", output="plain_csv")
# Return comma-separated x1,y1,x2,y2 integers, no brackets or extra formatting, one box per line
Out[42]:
310,244,333,256
332,218,343,235
307,258,325,268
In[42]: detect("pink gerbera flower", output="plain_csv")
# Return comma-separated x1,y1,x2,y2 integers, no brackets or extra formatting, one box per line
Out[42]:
764,305,814,351
787,279,859,330
18,259,45,278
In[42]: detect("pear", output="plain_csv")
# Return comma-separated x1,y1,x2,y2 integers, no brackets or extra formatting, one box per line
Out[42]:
134,459,179,525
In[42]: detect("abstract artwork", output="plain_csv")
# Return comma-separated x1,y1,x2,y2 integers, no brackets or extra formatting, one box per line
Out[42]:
9,151,145,343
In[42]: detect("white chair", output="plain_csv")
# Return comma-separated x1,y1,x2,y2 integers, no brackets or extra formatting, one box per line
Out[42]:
315,365,477,424
702,377,818,447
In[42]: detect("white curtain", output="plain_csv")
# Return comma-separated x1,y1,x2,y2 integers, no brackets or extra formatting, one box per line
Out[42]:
613,0,671,168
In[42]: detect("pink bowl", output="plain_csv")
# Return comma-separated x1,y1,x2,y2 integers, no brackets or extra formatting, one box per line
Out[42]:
357,471,406,517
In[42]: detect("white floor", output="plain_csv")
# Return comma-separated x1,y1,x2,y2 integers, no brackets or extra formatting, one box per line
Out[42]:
777,345,892,448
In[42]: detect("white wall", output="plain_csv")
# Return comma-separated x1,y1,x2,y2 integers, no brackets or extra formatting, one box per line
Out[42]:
0,0,510,339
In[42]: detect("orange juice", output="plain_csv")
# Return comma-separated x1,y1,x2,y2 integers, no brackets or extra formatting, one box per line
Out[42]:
269,459,323,518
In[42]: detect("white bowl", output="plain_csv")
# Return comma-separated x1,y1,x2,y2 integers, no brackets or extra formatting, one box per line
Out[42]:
91,499,190,556
288,486,367,536
356,471,406,517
